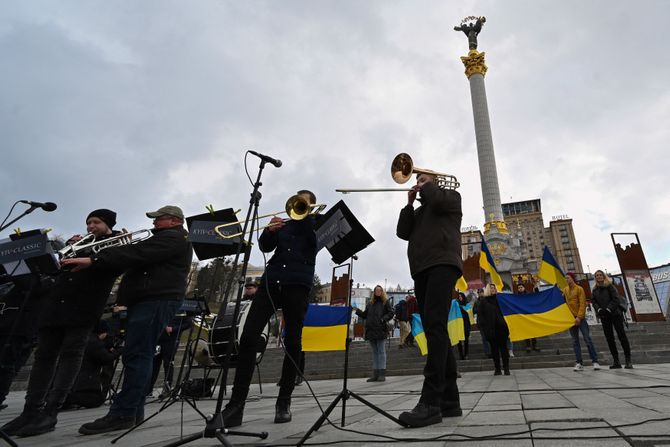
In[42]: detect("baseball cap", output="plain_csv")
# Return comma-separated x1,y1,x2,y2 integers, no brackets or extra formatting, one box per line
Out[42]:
146,205,185,220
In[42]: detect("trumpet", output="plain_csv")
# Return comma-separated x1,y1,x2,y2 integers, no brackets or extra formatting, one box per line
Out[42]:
336,152,460,193
58,229,153,259
214,195,326,240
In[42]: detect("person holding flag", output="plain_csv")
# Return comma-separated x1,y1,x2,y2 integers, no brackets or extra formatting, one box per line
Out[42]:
563,273,601,371
396,172,463,428
477,283,511,375
456,293,472,360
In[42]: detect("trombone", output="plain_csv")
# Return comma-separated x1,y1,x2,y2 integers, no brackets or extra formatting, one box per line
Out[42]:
336,152,460,194
214,195,326,240
58,229,153,259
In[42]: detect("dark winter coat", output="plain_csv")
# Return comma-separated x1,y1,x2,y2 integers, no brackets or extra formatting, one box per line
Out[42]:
355,297,394,341
476,294,509,340
40,232,123,329
92,226,193,306
259,216,318,289
591,284,623,317
396,182,463,278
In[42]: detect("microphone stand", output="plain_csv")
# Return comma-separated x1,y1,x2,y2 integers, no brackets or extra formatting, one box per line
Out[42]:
162,159,270,447
0,205,38,233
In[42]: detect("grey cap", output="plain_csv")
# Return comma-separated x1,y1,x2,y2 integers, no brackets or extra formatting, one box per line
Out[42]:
146,205,185,220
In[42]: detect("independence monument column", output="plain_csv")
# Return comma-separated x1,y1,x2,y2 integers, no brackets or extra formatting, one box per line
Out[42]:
455,16,508,237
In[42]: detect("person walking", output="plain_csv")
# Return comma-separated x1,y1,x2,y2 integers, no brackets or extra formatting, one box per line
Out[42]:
354,285,394,382
563,273,600,371
477,283,510,375
591,270,632,369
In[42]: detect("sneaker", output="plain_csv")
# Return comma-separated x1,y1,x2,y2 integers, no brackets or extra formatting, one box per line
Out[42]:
573,363,584,371
509,350,515,358
399,402,442,428
79,414,136,435
274,400,292,424
593,362,601,370
624,361,634,369
493,370,502,376
610,362,622,369
504,369,511,376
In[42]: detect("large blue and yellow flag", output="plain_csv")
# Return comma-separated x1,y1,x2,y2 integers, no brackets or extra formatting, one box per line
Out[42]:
497,287,574,342
479,239,504,291
411,313,428,356
447,299,465,346
302,304,350,351
538,246,568,290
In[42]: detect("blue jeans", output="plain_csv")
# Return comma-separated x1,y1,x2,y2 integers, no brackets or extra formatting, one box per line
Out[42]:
109,300,181,419
569,319,598,364
369,339,386,369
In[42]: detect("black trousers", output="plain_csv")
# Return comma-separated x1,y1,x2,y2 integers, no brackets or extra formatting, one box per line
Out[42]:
0,334,34,405
231,283,309,404
413,265,460,407
489,332,510,372
600,312,631,361
25,325,91,411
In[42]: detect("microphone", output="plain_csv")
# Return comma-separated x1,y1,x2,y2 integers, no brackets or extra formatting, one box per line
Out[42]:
20,200,58,212
248,150,282,168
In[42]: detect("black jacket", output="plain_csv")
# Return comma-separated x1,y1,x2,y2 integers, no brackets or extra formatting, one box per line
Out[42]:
40,232,123,328
477,294,509,340
0,273,54,336
591,284,622,316
259,216,318,289
92,226,193,306
355,297,394,341
396,182,463,278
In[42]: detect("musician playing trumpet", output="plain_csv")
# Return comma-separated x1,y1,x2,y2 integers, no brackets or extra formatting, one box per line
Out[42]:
396,173,463,428
2,209,123,437
221,190,319,427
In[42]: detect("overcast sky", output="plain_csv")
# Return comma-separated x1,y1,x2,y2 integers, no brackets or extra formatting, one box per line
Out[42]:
2,1,668,290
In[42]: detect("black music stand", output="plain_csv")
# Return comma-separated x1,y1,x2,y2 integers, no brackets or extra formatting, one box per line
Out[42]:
161,158,272,447
298,203,406,446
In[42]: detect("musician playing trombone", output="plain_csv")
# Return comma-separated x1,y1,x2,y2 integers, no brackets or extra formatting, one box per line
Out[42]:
396,173,464,428
221,189,319,427
2,209,123,437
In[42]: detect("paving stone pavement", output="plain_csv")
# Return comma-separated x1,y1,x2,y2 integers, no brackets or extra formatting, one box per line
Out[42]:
2,363,670,446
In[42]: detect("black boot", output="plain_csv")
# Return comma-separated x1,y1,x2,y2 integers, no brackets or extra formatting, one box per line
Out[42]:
624,358,634,369
610,359,622,369
366,369,379,382
399,402,442,428
16,407,58,437
1,408,40,436
274,398,292,424
440,399,463,418
377,369,386,382
221,401,245,428
78,414,136,435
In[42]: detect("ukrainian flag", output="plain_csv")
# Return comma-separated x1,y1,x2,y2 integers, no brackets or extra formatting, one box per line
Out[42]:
538,246,568,290
461,302,474,325
302,304,350,351
447,299,465,346
479,239,504,291
411,313,428,356
456,275,469,293
497,287,574,341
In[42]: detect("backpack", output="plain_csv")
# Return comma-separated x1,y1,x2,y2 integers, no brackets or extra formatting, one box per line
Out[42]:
394,301,408,322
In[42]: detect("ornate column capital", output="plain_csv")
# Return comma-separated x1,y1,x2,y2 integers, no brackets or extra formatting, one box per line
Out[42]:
460,49,488,78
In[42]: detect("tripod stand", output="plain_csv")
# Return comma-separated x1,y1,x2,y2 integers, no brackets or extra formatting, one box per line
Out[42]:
161,156,272,447
297,257,407,446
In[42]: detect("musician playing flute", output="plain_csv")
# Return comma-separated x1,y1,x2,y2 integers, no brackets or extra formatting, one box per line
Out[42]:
396,173,463,428
221,190,319,427
62,205,193,435
2,209,122,437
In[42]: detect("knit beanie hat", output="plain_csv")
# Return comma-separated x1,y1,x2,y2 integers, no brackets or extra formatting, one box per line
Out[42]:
87,209,117,229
